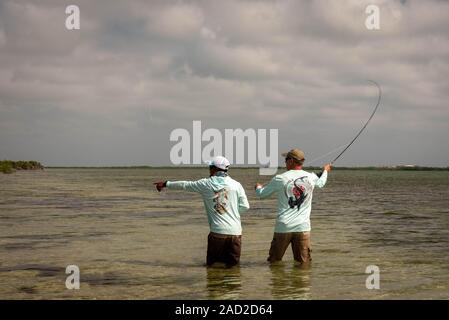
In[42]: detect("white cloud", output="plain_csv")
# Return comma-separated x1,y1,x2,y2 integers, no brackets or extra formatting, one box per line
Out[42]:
200,27,216,40
146,3,204,40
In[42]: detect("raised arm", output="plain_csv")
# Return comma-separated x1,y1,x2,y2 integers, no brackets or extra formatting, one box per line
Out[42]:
313,164,331,188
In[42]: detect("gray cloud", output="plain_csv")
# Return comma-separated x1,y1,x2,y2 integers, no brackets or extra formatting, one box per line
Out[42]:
0,0,448,166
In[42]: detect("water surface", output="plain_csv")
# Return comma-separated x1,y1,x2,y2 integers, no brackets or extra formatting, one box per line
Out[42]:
0,168,448,299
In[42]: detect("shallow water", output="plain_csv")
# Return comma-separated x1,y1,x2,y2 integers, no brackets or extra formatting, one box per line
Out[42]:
0,168,448,299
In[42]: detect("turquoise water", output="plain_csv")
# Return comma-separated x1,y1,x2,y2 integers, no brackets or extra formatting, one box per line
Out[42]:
0,168,448,299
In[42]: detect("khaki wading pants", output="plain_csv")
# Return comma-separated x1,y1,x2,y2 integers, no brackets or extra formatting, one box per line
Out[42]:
267,232,312,263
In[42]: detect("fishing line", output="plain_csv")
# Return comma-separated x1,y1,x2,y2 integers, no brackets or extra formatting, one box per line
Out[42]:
306,143,349,166
310,80,381,177
329,80,382,165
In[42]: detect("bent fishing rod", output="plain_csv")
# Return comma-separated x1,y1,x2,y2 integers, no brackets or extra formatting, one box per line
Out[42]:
315,80,382,176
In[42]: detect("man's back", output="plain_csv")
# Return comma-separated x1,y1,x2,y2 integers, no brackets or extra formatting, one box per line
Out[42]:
166,174,249,235
256,169,327,232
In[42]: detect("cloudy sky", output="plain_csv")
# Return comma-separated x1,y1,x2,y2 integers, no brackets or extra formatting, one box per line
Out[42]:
0,0,448,167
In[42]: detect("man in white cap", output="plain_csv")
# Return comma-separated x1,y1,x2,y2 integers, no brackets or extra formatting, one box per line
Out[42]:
154,156,250,267
255,149,331,265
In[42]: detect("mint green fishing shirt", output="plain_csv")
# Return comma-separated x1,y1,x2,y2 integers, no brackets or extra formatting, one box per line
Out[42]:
166,175,249,235
256,170,328,233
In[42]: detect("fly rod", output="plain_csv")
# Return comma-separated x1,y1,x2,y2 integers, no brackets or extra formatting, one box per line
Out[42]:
315,80,382,176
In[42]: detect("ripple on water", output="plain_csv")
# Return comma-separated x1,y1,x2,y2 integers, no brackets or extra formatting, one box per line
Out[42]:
19,286,38,294
0,264,64,277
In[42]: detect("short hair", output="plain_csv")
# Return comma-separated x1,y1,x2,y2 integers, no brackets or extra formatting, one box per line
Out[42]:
209,165,228,172
287,157,304,166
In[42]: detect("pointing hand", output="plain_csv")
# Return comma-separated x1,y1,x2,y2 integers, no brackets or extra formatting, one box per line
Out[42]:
154,181,167,192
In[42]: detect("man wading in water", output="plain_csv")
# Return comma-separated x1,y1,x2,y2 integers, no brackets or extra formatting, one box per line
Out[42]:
154,156,249,267
255,149,331,265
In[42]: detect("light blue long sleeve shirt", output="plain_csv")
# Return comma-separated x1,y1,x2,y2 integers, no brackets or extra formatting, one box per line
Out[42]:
256,169,328,233
166,175,249,235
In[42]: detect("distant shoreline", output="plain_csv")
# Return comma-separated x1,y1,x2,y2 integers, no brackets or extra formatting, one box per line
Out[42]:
1,160,44,174
3,159,447,172
44,166,449,171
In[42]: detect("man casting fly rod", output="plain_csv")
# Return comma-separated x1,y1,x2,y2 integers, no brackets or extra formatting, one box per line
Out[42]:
254,81,381,264
254,80,381,264
255,149,331,264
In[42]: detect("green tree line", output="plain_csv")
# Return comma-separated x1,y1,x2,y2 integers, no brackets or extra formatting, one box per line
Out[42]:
0,160,44,174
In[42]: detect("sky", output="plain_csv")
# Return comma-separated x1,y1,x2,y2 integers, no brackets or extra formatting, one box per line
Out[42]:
0,0,448,167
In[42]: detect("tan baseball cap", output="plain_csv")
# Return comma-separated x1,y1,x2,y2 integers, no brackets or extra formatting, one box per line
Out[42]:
281,148,305,161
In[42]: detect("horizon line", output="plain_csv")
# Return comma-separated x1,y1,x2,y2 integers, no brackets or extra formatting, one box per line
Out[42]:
43,165,449,169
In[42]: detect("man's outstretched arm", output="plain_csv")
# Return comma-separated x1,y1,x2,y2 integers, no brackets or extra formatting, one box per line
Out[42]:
154,179,207,193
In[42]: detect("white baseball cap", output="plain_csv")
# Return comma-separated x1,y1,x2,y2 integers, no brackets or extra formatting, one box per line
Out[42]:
206,156,230,170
